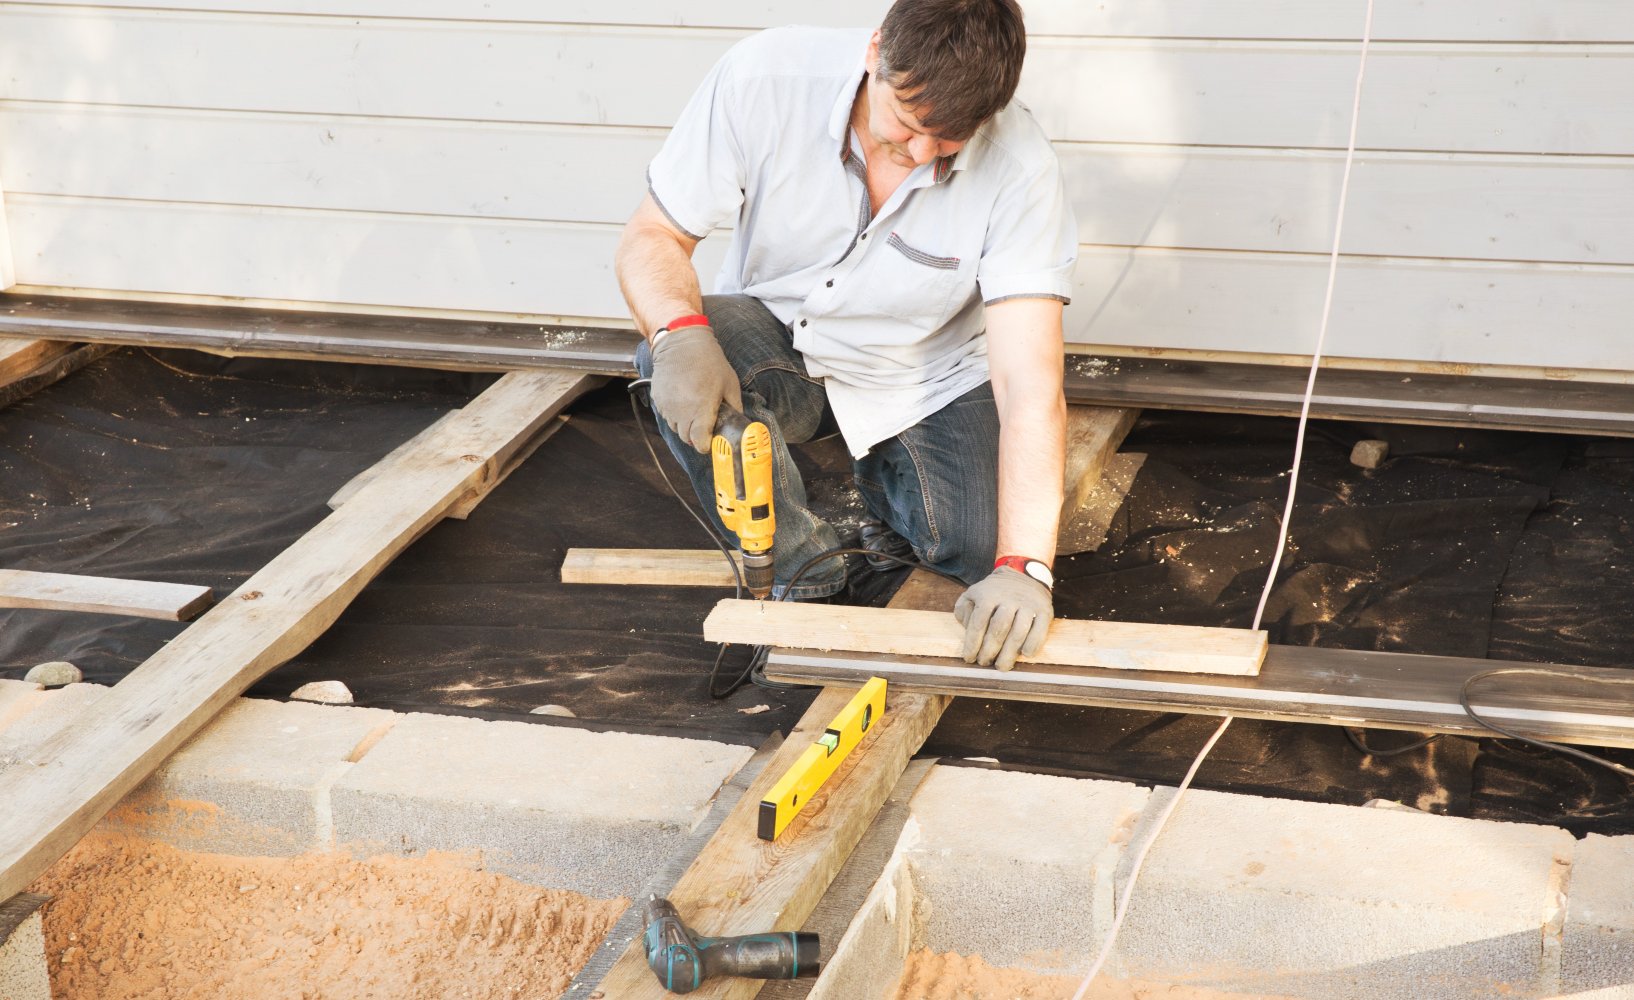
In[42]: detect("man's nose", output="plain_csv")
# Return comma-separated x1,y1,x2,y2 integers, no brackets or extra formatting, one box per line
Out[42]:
909,133,939,165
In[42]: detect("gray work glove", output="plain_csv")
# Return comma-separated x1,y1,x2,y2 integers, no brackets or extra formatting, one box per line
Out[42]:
649,325,742,454
954,566,1053,671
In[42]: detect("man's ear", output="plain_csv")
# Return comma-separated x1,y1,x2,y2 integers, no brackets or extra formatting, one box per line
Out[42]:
866,29,882,74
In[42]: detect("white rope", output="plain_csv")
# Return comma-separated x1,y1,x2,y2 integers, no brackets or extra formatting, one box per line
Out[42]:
1069,2,1377,993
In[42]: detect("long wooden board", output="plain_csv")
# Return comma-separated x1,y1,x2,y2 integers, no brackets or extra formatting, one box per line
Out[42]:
0,369,600,902
704,600,1268,677
561,547,741,588
592,571,960,1000
0,569,213,621
0,338,111,411
763,645,1634,751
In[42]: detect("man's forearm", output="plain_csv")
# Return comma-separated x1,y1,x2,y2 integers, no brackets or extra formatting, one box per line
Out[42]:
614,198,706,339
995,389,1066,563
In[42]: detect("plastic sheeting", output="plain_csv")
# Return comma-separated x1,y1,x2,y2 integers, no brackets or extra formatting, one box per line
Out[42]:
2,349,1632,834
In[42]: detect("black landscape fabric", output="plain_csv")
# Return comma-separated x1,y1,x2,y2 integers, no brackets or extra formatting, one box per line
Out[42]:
3,348,1633,836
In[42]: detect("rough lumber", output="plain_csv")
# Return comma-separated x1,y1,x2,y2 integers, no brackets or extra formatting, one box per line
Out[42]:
1058,452,1146,556
593,571,959,1000
705,600,1267,677
0,369,598,902
560,547,741,587
329,413,568,519
1059,405,1138,533
0,335,112,412
763,645,1634,751
0,570,213,621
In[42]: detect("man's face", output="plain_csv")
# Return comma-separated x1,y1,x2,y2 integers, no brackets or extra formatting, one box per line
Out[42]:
862,34,968,169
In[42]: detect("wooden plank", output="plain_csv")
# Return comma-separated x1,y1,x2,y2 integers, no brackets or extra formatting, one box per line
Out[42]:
0,368,599,903
1064,357,1634,437
8,1,1634,42
0,570,213,621
593,570,957,999
2,11,1630,154
763,645,1634,752
0,338,64,384
13,105,1634,266
1059,406,1137,535
329,413,568,518
704,600,1268,677
1058,452,1146,557
0,341,111,411
561,548,741,587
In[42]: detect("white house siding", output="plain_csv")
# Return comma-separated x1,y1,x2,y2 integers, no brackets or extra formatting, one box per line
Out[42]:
0,2,1630,371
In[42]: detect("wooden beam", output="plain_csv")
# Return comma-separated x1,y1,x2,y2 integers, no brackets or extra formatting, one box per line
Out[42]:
0,293,638,376
592,571,960,1000
704,599,1267,677
0,342,113,412
763,644,1634,751
1058,452,1146,556
561,547,741,587
0,570,214,621
0,369,600,902
1059,405,1137,534
329,413,568,519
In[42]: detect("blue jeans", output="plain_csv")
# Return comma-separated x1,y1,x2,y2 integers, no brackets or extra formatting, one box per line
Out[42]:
637,294,1000,598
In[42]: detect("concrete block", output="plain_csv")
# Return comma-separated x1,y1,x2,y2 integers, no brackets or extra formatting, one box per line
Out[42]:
1562,833,1634,996
330,713,752,898
1111,787,1575,999
0,897,49,1000
99,698,398,856
902,767,1150,974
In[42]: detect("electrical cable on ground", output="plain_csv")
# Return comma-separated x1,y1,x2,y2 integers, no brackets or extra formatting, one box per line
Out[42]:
1069,1,1377,993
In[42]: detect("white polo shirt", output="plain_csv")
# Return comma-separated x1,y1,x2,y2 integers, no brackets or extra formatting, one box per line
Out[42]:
647,26,1077,457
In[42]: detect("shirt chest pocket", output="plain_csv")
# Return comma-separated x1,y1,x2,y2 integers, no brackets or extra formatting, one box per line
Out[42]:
850,231,972,333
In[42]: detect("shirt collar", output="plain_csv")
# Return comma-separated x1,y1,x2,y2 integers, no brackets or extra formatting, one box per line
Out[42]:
831,49,970,186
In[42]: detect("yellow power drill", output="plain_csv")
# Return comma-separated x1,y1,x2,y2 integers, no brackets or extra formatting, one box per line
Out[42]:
711,404,776,599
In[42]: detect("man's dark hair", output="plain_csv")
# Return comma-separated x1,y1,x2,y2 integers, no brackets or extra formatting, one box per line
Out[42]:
877,0,1026,141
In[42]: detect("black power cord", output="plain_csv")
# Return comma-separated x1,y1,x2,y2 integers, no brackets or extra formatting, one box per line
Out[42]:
1343,727,1440,758
1460,666,1634,781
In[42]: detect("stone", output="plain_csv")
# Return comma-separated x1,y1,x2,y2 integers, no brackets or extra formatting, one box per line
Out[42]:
1350,439,1390,469
529,704,576,718
23,661,82,687
289,680,353,704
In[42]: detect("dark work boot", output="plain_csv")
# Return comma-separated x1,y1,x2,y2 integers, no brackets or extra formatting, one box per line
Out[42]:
859,518,915,573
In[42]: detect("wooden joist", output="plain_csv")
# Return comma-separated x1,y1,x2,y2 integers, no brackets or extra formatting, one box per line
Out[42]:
1059,405,1137,543
0,369,601,902
593,571,960,1000
704,599,1268,677
763,644,1634,751
0,338,111,411
0,570,214,621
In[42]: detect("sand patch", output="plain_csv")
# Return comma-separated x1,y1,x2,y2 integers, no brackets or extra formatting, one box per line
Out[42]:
888,950,1299,1000
30,832,623,1000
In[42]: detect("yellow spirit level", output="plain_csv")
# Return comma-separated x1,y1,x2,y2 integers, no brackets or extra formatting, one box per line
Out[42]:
757,677,888,841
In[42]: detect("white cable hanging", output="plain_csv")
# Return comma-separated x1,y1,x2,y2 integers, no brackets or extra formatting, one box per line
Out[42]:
1069,2,1378,994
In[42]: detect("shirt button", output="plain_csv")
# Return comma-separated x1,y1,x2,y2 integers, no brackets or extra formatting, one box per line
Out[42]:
825,280,834,288
800,319,808,327
860,233,869,240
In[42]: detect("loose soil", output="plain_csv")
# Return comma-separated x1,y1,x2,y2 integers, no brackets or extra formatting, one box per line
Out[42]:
889,950,1299,1000
29,832,625,1000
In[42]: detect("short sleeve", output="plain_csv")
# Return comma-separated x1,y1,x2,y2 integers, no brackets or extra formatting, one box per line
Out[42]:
976,147,1078,305
646,46,751,241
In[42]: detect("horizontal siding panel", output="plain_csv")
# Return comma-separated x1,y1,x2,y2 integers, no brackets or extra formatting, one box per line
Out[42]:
8,105,1631,264
0,104,662,226
1071,247,1634,371
8,2,1634,41
3,9,1631,154
1025,39,1634,154
5,193,726,318
11,196,1632,372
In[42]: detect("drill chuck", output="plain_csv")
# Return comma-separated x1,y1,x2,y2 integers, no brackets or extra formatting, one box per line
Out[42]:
642,896,818,994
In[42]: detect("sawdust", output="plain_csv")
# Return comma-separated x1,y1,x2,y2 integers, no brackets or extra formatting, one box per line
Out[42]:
889,950,1300,1000
30,831,625,1000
